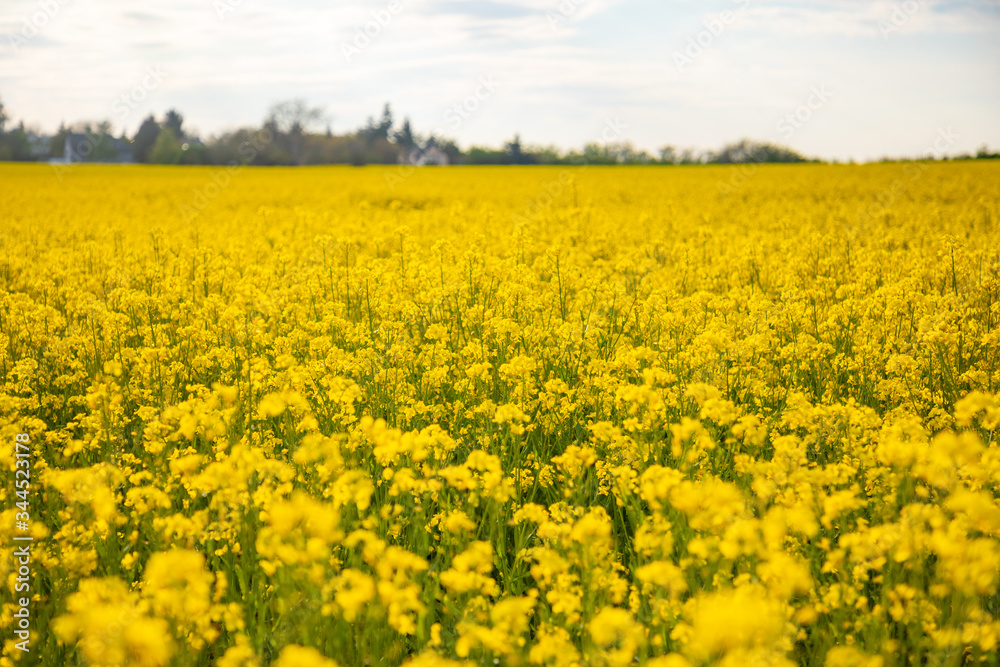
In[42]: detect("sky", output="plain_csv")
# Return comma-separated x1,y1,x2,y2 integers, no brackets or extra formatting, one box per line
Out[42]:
1,0,999,162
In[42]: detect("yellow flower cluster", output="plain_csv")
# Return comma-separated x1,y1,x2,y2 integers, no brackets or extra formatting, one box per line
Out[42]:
0,161,998,666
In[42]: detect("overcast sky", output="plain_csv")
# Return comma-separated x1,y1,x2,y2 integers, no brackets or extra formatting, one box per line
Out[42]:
2,0,998,161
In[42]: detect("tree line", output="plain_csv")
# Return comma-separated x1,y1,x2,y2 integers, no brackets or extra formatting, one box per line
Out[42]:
1,96,997,165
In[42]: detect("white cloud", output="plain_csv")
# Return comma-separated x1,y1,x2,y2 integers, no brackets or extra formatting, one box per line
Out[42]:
1,0,997,160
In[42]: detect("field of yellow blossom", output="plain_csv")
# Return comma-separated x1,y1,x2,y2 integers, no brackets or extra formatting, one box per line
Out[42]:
1,160,1000,667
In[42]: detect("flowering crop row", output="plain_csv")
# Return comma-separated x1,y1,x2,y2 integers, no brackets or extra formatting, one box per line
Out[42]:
1,162,999,666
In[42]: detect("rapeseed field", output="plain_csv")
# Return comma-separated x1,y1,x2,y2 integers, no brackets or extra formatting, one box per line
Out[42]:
1,161,999,666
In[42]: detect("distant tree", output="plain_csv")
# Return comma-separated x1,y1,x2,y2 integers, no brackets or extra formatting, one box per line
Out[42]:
659,145,678,164
50,123,69,157
68,122,119,162
976,144,999,160
132,115,161,163
378,103,393,138
266,99,325,165
267,99,325,135
582,142,618,165
466,146,509,165
0,121,32,161
349,141,367,166
149,127,183,164
360,103,394,145
528,145,563,164
205,128,274,166
436,138,463,165
297,132,363,165
710,139,805,164
179,139,209,165
571,141,646,165
163,110,184,140
505,134,528,164
393,117,416,151
678,148,701,165
0,96,53,161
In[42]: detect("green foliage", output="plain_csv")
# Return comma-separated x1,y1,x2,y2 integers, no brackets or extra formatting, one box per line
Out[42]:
708,139,808,164
132,115,162,163
50,124,68,158
149,127,184,164
163,110,184,140
0,122,32,161
359,103,394,146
